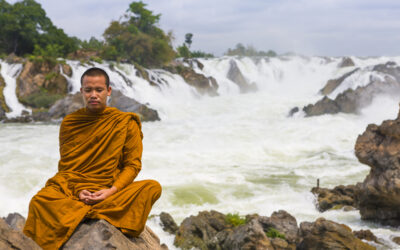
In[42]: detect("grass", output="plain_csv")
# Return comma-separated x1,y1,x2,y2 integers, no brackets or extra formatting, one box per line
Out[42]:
266,227,286,240
225,213,246,227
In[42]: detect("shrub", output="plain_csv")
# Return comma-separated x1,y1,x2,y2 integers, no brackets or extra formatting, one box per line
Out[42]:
226,213,246,227
266,227,285,240
21,91,63,109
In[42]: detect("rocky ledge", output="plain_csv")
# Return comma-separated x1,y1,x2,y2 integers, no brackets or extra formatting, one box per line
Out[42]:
1,213,167,250
156,210,376,250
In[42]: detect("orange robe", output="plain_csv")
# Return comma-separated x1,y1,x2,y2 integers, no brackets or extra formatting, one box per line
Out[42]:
23,107,162,249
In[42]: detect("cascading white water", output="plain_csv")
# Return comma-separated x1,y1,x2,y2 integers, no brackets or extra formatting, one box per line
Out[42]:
1,55,400,249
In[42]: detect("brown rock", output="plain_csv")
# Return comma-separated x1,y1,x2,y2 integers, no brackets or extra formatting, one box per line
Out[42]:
392,236,400,245
338,57,355,68
159,212,178,234
0,218,41,250
4,213,26,232
353,229,379,243
298,218,375,250
0,68,9,120
311,185,357,212
48,92,84,119
62,219,163,250
303,96,340,116
258,210,299,245
320,68,359,95
354,110,400,226
227,59,257,93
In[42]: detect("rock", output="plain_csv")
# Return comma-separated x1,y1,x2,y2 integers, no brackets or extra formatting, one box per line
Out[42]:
174,210,229,249
311,185,357,212
62,219,163,250
227,59,257,93
4,213,26,232
297,217,375,250
223,218,272,250
258,210,299,245
0,218,41,250
67,49,100,61
288,107,299,117
17,60,68,109
338,57,355,68
159,212,178,234
303,96,340,116
320,68,359,95
354,110,400,226
61,64,73,77
353,229,379,244
0,69,9,120
109,90,160,122
164,62,219,96
392,236,400,245
48,92,84,119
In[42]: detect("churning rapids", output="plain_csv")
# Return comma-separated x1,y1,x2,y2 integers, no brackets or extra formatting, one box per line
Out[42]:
1,55,400,248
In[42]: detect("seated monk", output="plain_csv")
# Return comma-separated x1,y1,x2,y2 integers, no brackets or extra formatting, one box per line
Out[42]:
23,67,162,249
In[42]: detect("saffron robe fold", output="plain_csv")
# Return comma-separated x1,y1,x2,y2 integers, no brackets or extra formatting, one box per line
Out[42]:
23,107,162,250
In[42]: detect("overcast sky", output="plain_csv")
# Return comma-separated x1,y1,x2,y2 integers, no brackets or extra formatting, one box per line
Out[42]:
7,0,400,56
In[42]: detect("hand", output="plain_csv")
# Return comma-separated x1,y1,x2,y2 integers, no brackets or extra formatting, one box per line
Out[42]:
78,186,117,205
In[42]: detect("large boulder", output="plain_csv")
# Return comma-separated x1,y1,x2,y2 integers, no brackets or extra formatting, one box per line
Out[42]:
354,109,400,226
297,218,375,250
311,185,357,212
62,219,163,250
303,96,340,116
0,218,41,250
227,59,257,93
3,212,26,232
320,68,359,95
48,90,160,122
159,212,179,235
17,60,69,109
338,57,355,68
164,61,219,96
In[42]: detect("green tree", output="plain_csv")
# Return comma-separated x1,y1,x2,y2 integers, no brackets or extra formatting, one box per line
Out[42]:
177,44,190,58
0,0,77,56
185,33,193,48
226,43,277,57
102,1,174,67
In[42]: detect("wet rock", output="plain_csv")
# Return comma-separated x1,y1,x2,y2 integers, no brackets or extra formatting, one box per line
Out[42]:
311,185,357,212
48,90,160,122
392,236,400,245
320,68,359,95
159,212,178,235
354,110,400,226
109,90,160,122
164,62,219,96
258,210,299,245
61,64,73,77
298,217,375,250
223,218,272,250
4,212,26,232
0,218,41,250
227,59,257,93
17,60,68,109
303,96,340,116
353,229,379,244
338,57,355,68
174,210,229,249
288,107,299,117
62,219,163,250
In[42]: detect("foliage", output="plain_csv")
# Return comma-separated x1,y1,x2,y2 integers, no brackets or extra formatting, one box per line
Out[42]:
0,0,77,56
80,37,104,51
177,44,191,58
20,90,63,108
90,56,103,64
226,213,246,227
226,43,277,57
191,50,214,58
102,1,175,67
266,227,286,240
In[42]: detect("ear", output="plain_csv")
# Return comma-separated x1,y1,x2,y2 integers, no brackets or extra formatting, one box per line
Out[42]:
80,87,83,93
107,86,112,96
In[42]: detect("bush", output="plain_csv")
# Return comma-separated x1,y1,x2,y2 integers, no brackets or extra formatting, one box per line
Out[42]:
21,91,63,108
226,213,246,227
266,227,285,240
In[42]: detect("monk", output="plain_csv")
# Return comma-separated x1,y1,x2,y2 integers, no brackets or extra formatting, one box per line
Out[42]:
23,67,162,249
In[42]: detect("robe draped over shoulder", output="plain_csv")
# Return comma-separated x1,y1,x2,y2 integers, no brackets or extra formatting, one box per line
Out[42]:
23,107,161,249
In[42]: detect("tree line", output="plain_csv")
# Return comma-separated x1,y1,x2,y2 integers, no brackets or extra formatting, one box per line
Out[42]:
0,0,277,67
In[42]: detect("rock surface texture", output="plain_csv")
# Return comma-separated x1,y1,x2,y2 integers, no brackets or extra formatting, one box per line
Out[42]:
0,217,41,250
227,59,257,93
311,184,357,212
354,109,400,226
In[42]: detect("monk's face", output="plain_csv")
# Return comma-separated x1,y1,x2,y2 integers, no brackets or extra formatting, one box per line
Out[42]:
80,75,112,113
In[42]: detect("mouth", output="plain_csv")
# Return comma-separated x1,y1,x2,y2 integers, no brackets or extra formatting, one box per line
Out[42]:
88,101,100,105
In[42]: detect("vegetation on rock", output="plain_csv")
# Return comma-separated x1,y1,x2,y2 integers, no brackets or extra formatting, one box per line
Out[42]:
225,213,246,227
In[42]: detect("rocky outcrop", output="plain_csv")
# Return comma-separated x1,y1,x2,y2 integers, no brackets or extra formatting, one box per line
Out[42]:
0,217,41,250
353,229,379,244
227,59,257,93
48,90,160,122
311,185,357,212
298,218,375,250
354,110,400,226
159,212,179,235
338,57,355,68
3,212,26,232
164,61,219,96
0,68,9,120
168,209,377,250
62,219,164,250
303,62,400,117
320,68,359,95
